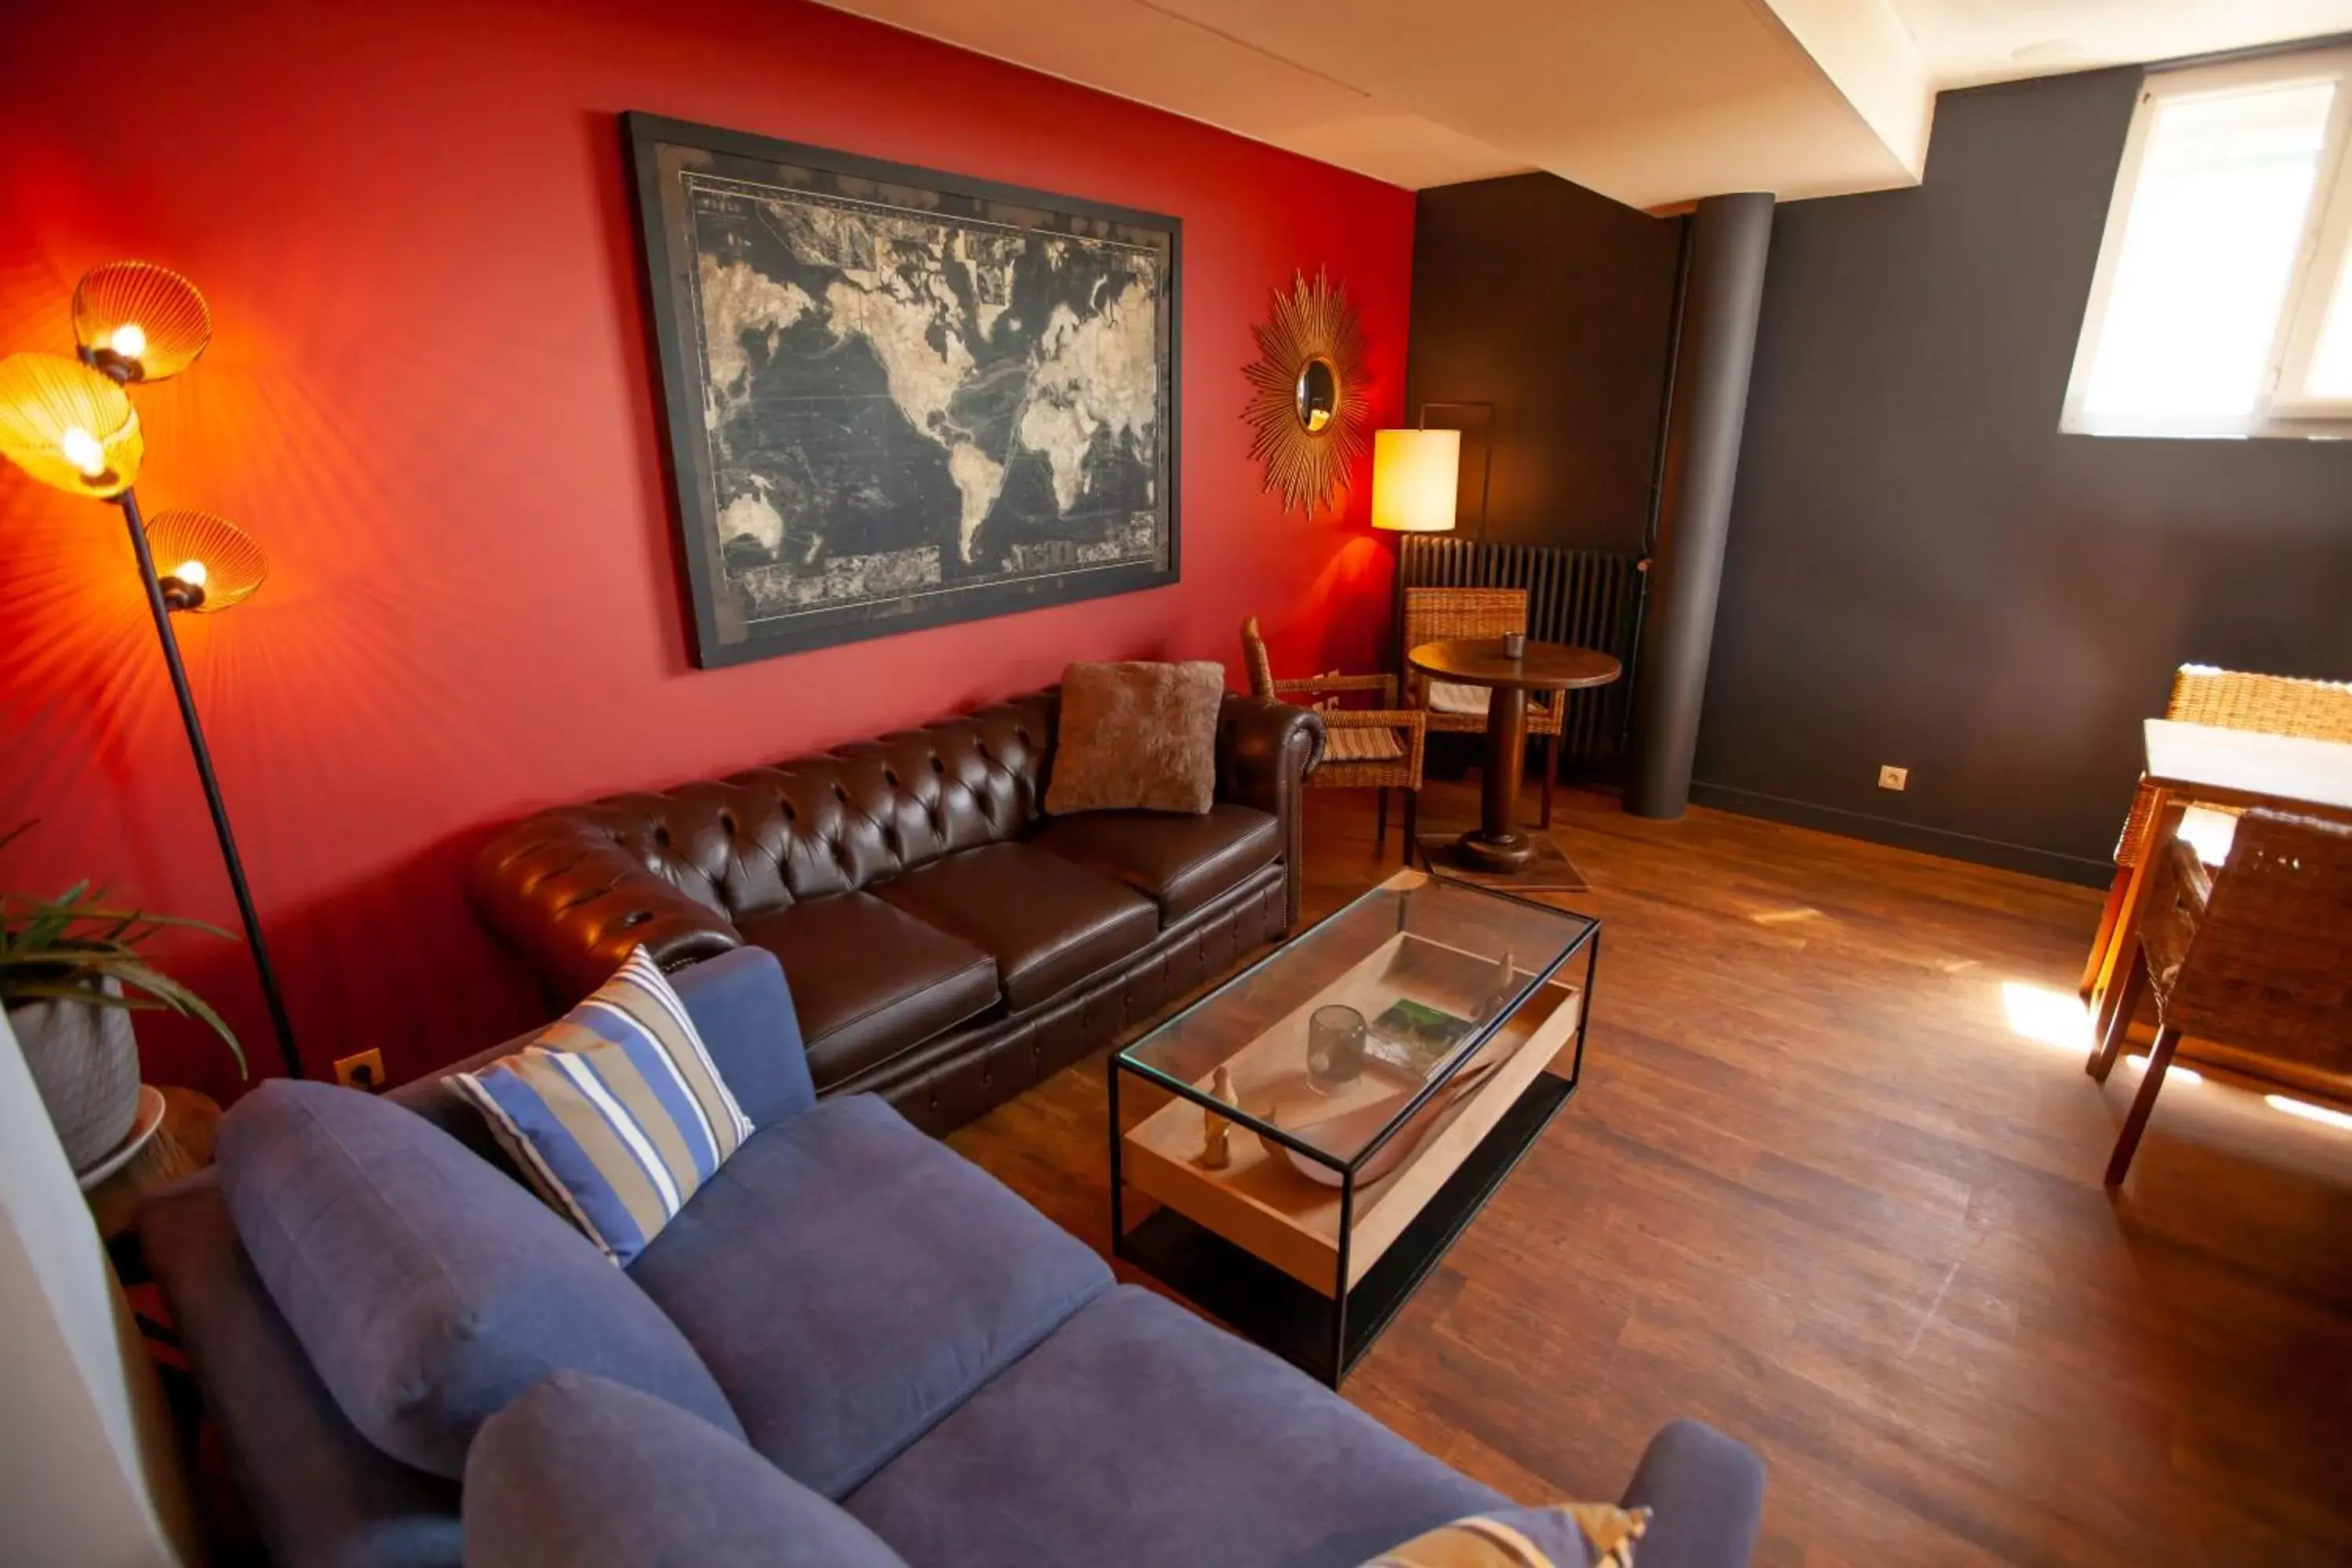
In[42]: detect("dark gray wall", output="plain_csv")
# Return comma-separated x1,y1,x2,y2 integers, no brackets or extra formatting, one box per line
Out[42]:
1694,68,2352,884
1406,172,1683,551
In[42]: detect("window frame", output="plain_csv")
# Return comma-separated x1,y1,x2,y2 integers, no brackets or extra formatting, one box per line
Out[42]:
2061,45,2352,440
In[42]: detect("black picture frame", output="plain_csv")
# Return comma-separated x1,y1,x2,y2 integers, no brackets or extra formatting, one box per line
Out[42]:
622,112,1184,669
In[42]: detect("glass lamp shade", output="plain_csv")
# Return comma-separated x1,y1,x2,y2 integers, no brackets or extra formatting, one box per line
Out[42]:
73,261,212,383
146,508,267,612
1370,428,1461,533
0,353,143,498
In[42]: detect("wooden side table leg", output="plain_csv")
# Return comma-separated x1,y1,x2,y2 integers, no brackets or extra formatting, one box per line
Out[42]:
1541,730,1559,829
1460,687,1534,870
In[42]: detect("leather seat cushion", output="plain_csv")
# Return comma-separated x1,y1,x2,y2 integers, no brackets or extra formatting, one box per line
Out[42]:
629,1096,1111,1500
871,844,1157,1012
1029,804,1281,924
846,1287,1504,1568
735,892,999,1090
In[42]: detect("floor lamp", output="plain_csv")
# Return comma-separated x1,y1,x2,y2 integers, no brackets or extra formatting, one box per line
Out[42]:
0,263,304,1080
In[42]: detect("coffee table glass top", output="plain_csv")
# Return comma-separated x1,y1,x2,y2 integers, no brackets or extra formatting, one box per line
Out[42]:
1116,872,1595,1171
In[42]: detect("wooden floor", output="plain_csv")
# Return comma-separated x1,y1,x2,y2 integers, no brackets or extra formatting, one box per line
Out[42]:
950,781,2352,1566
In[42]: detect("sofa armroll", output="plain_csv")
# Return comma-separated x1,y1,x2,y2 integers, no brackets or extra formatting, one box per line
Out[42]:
138,1174,465,1568
470,814,743,1004
1214,694,1324,932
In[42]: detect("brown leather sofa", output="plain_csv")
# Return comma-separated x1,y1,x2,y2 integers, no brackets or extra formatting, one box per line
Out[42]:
469,689,1323,1134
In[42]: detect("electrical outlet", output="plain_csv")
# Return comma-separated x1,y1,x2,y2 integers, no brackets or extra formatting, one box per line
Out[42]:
335,1048,387,1092
1878,764,1909,792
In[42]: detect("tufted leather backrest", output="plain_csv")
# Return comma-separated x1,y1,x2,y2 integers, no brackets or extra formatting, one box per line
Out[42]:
519,692,1060,927
472,688,1321,1006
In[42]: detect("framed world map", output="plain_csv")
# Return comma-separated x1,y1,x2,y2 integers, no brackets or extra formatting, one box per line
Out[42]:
624,113,1181,667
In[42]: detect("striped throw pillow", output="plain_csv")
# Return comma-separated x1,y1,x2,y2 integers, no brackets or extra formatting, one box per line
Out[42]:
1367,1502,1649,1567
449,948,753,1266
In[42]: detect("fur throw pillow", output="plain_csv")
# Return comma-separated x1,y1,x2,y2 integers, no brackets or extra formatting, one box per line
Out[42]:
1046,661,1225,815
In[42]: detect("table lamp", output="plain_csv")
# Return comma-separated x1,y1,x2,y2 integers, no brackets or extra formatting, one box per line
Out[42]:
0,263,303,1080
1370,428,1461,534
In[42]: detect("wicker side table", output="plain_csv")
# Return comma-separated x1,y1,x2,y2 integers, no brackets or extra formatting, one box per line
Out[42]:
85,1086,220,1241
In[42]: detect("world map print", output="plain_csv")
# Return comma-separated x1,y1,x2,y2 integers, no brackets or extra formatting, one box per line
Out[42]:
673,165,1175,651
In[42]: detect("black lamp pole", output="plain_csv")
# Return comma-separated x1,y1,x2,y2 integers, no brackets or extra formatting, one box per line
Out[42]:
115,485,304,1080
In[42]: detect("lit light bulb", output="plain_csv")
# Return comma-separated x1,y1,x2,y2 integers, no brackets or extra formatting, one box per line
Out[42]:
173,558,209,588
111,322,147,361
58,426,105,476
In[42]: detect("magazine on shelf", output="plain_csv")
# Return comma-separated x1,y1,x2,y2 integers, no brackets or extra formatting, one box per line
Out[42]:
1363,996,1479,1080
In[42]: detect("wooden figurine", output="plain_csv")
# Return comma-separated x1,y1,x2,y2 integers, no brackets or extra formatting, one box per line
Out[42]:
1479,947,1517,1021
1200,1065,1236,1170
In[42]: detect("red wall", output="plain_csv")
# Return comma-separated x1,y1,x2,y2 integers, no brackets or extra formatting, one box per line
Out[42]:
0,0,1413,1094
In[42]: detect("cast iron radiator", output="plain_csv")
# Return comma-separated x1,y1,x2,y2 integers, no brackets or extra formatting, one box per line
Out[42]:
1396,535,1644,763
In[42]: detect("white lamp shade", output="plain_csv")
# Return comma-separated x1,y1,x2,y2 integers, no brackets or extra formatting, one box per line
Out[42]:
1370,428,1461,532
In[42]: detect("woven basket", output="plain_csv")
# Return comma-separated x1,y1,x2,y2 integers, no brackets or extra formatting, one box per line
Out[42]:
2113,666,2352,869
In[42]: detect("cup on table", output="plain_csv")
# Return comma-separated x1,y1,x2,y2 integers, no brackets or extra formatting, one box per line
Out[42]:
1500,632,1526,659
1307,1004,1367,1095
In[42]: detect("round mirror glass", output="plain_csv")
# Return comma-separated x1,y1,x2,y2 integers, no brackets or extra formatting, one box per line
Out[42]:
1294,358,1338,434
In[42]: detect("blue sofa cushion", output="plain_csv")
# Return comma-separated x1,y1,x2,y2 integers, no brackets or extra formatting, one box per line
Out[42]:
661,946,815,1132
465,1371,909,1568
449,948,755,1265
216,1080,744,1479
846,1286,1504,1568
627,1094,1111,1498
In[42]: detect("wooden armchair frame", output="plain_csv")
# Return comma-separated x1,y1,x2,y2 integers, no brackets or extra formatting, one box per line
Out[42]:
1242,619,1427,855
2082,666,2352,1004
2089,810,2352,1185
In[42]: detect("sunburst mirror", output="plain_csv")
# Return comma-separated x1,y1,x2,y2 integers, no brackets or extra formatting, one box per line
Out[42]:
1243,268,1369,515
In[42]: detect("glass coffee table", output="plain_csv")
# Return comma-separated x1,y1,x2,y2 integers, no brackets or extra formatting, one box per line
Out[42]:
1109,869,1599,1385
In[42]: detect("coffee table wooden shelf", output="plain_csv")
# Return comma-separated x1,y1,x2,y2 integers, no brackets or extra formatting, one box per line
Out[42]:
1110,869,1599,1385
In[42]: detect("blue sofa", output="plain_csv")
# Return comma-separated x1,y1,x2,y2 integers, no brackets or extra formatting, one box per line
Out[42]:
140,947,1764,1567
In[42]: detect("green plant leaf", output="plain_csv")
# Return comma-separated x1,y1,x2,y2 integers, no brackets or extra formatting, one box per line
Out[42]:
10,902,234,937
77,960,245,1079
2,826,246,1078
0,949,145,974
119,968,245,1078
18,906,80,952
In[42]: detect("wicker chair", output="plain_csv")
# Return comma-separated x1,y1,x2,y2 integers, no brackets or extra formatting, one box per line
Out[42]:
1241,617,1427,855
1401,588,1566,829
2087,810,2352,1185
2080,666,2352,1002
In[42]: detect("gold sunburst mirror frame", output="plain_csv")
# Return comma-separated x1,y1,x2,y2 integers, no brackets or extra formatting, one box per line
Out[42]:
1243,268,1370,516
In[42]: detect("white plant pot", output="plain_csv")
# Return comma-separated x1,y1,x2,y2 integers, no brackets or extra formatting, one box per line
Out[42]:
9,979,142,1174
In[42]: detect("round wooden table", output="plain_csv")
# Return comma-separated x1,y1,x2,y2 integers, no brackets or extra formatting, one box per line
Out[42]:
1406,637,1623,872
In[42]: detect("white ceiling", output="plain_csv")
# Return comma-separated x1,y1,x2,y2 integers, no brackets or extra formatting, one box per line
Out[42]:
816,0,2352,207
1892,0,2352,89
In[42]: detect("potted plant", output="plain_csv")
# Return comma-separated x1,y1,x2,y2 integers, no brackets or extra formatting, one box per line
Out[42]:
2,824,245,1174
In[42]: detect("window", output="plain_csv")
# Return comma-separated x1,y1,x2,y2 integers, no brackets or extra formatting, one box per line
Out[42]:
2063,47,2352,438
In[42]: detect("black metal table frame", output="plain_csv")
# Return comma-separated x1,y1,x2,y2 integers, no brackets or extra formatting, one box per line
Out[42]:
1109,884,1601,1387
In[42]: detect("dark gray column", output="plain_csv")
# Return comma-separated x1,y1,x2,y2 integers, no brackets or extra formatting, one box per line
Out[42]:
1627,191,1773,819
